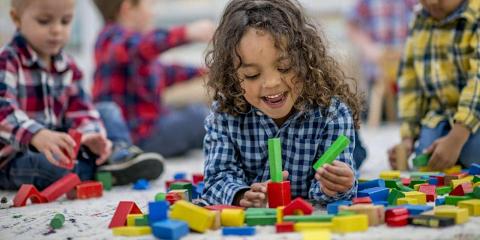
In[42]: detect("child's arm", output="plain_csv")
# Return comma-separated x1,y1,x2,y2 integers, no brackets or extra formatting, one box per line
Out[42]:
156,63,205,88
202,111,250,205
308,101,357,203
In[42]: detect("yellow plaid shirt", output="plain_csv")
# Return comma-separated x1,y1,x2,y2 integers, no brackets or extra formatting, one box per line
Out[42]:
398,0,480,139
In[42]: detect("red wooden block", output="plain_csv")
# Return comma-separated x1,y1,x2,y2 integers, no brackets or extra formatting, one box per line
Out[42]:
165,192,181,205
67,181,103,199
59,129,83,170
385,208,408,218
444,173,468,186
204,205,245,211
165,179,191,189
41,173,81,202
386,215,409,227
276,222,295,233
13,184,47,207
418,185,437,202
267,181,292,208
108,201,142,228
192,173,204,185
433,176,445,186
401,178,411,186
352,196,372,204
283,197,313,216
450,182,473,196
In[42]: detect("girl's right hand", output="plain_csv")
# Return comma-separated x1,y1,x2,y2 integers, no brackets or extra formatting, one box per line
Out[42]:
387,138,413,169
238,171,289,207
30,129,76,167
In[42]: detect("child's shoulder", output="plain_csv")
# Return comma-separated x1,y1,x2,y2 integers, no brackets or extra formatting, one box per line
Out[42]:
312,97,353,123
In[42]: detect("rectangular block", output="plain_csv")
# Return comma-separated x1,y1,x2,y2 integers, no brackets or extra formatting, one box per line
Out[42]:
267,181,291,208
294,222,333,232
458,199,480,216
222,226,256,236
169,200,215,233
313,135,350,170
332,215,368,233
268,138,283,182
152,220,189,240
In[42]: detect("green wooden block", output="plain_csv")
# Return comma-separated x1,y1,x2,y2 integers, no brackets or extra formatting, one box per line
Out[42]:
245,208,277,217
410,172,441,180
155,192,166,201
268,138,283,182
135,215,149,226
246,215,276,226
473,175,480,183
283,214,333,223
170,182,193,201
413,154,430,167
472,186,480,198
95,172,112,191
50,213,65,229
409,180,427,189
445,195,472,206
337,211,356,216
385,180,399,189
436,186,452,196
313,135,350,170
388,189,405,205
398,184,414,192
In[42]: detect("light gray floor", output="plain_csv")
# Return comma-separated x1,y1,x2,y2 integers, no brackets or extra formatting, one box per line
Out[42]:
0,124,479,240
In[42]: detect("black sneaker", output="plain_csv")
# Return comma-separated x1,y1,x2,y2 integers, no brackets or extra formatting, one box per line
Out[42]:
98,145,165,185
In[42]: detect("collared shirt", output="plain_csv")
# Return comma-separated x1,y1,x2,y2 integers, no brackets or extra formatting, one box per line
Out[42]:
201,98,357,205
0,32,103,168
92,24,204,143
347,0,416,81
398,0,480,138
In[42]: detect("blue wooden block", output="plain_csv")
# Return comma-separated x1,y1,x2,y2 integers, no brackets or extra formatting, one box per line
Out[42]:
428,177,438,186
358,179,385,191
397,204,433,216
196,182,204,196
222,226,256,236
174,172,187,180
357,187,389,202
326,200,351,215
469,163,480,175
133,179,149,190
435,197,446,206
152,220,189,240
373,201,388,207
149,201,169,224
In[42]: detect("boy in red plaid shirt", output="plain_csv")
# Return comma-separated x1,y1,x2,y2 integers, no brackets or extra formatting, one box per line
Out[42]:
0,0,164,190
92,0,215,158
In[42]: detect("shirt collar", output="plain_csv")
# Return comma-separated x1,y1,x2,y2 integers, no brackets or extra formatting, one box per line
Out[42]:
11,31,69,72
418,0,477,25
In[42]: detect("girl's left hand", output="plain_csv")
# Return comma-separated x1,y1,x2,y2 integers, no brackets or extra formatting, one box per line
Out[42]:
81,133,112,166
315,160,355,197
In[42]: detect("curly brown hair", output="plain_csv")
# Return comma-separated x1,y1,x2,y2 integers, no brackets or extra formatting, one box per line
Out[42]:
205,0,362,128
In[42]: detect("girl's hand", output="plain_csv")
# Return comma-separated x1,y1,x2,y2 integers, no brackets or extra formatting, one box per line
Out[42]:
315,160,354,197
425,124,469,171
81,133,112,165
387,138,413,169
31,129,76,167
238,171,289,207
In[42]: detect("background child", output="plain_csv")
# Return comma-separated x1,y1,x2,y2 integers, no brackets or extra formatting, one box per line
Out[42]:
0,0,163,190
388,0,480,171
92,0,215,158
201,0,361,206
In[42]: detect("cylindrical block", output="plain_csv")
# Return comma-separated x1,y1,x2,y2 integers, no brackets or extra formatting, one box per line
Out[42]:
50,213,65,229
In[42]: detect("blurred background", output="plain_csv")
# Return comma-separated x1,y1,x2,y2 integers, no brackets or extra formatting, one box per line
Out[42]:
0,0,363,93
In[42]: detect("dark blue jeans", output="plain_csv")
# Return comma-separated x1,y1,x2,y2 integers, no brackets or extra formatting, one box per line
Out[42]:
0,102,131,190
415,120,480,168
138,104,208,158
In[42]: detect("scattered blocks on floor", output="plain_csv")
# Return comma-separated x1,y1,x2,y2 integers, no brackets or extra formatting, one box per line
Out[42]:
50,213,65,229
222,226,256,236
67,181,103,199
169,182,193,201
294,222,333,232
434,206,469,224
339,204,385,226
357,187,389,202
385,208,409,227
352,196,372,204
169,200,215,233
276,221,294,233
283,197,313,216
192,173,204,185
380,171,401,180
458,199,480,216
95,172,112,191
152,220,189,240
127,214,143,226
302,230,332,240
358,179,385,191
326,200,351,214
403,191,427,205
283,214,334,223
133,179,149,190
155,192,166,201
148,201,169,223
408,215,455,228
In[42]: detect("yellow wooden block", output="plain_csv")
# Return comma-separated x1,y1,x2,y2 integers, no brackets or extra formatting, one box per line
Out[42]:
458,199,480,216
338,204,384,226
302,230,331,240
332,215,368,233
277,206,284,224
170,200,215,233
451,176,474,189
443,165,462,174
397,197,418,205
404,191,426,205
418,166,432,172
126,214,143,226
434,207,469,224
221,209,244,227
112,226,151,236
475,182,480,188
380,171,401,180
294,222,333,232
169,189,189,200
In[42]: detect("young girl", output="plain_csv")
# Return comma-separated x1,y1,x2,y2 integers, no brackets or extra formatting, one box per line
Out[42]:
201,0,362,207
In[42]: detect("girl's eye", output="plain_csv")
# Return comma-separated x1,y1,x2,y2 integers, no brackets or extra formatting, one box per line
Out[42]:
61,18,72,25
244,74,260,80
278,67,291,73
37,19,50,25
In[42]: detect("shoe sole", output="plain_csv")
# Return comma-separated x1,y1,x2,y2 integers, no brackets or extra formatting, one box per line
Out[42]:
98,153,165,186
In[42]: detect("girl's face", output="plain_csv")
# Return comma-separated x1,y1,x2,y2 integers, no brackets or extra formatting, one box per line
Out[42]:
236,28,302,126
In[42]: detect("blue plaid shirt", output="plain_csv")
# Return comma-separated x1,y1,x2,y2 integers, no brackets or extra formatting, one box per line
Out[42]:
202,98,358,205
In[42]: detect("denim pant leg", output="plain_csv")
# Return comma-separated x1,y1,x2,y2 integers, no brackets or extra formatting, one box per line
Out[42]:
457,127,480,168
138,104,208,158
95,102,132,145
353,130,367,170
0,151,95,190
